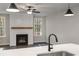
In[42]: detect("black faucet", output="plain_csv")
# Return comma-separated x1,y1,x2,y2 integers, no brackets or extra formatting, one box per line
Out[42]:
48,33,58,51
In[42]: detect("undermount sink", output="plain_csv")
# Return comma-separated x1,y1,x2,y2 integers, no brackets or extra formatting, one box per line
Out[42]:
37,51,75,56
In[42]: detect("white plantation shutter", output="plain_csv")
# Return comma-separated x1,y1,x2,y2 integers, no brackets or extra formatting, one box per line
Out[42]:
0,16,6,37
33,16,42,36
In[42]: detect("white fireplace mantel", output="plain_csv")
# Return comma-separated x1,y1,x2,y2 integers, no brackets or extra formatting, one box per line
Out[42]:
10,29,33,46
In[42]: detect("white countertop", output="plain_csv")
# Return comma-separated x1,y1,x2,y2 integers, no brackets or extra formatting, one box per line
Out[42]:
0,43,79,56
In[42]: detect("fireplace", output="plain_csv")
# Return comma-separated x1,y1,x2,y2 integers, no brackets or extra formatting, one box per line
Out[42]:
16,34,28,46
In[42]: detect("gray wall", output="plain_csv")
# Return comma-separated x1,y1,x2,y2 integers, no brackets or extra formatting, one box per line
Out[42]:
46,12,79,44
0,14,10,45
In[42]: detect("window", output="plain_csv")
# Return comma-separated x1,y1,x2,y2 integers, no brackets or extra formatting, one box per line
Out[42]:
0,16,6,37
33,16,42,36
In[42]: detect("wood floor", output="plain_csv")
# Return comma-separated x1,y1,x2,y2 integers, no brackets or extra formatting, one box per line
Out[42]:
0,42,48,50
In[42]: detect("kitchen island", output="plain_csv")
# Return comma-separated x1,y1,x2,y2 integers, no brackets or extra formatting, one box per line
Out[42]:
0,43,79,56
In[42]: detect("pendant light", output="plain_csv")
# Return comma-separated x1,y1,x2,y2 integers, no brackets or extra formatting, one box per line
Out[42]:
64,4,74,16
6,3,20,12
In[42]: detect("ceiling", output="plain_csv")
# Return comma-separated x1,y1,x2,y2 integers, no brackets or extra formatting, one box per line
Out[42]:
0,3,79,16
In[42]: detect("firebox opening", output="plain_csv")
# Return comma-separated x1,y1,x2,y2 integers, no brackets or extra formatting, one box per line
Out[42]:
16,34,28,46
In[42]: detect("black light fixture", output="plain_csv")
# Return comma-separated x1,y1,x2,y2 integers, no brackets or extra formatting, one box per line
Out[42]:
64,4,74,16
6,3,20,12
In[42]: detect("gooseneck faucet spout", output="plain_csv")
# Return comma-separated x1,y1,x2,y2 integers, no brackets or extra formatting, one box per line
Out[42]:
48,33,58,51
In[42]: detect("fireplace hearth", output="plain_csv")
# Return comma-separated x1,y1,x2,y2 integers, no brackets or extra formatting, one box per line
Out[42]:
16,34,28,46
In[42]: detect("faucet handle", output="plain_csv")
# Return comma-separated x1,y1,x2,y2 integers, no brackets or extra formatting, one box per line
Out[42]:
50,44,53,49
